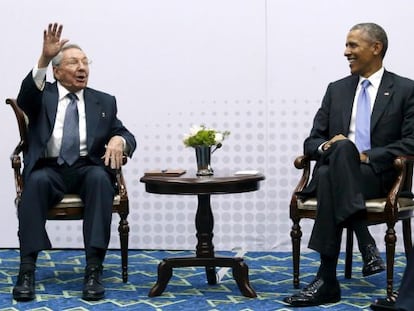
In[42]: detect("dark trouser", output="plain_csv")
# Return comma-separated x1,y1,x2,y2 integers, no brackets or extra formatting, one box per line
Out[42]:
395,246,414,310
307,140,386,257
18,157,114,260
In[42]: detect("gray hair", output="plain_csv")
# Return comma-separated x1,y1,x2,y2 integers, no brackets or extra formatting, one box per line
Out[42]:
51,43,83,67
350,23,388,58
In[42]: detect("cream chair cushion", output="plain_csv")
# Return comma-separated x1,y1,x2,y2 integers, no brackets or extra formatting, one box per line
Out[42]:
298,197,414,213
56,194,121,208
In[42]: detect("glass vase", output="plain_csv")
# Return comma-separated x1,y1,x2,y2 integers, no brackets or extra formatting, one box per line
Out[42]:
194,145,214,176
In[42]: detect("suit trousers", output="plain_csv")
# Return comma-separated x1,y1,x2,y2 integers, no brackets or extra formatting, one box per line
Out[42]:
307,140,386,257
395,246,414,310
17,157,115,258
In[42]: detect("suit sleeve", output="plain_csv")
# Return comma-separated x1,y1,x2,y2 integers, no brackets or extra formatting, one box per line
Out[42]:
303,83,333,160
109,97,136,158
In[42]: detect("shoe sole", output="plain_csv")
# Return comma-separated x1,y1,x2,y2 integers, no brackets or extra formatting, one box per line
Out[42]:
82,293,105,301
13,293,35,301
363,266,385,277
287,296,341,307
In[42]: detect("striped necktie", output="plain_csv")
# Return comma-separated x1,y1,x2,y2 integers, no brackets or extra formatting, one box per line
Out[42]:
57,93,80,165
355,79,371,152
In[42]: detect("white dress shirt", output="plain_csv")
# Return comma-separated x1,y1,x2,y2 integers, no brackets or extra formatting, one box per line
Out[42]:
32,65,88,158
348,67,384,144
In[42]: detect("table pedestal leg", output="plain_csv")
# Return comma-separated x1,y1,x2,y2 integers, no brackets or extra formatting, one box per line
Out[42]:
148,194,256,298
196,195,216,284
148,260,173,297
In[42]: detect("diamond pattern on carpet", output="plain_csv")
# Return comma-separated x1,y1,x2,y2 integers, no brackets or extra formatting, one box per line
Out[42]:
0,250,405,310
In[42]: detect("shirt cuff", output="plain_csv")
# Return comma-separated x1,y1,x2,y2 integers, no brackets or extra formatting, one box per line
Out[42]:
32,65,48,90
318,142,327,154
362,153,370,164
119,136,130,155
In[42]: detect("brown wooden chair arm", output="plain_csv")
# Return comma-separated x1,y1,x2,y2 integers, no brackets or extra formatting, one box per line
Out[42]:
292,155,311,194
115,170,127,198
115,156,129,199
10,145,24,208
294,155,310,169
6,98,28,143
384,155,414,215
11,141,24,161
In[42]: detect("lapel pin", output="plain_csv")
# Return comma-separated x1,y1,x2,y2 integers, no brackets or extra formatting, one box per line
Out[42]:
101,112,106,117
384,92,390,96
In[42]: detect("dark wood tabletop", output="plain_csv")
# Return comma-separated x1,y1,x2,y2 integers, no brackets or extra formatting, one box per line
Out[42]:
140,172,265,195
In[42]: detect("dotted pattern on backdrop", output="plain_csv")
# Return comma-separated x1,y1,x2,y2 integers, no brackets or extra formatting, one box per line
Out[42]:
45,98,403,252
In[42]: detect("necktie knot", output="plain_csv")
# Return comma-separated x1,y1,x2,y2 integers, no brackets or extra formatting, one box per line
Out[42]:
361,79,370,89
67,93,78,102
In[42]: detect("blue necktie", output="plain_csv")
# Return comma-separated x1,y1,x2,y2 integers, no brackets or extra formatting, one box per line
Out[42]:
58,93,80,166
355,79,371,152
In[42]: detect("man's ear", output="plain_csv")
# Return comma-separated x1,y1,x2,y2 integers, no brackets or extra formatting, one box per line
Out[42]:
372,41,383,56
52,66,60,80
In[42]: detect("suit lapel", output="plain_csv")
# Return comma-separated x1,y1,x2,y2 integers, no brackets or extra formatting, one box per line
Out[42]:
44,83,59,129
342,76,359,135
371,71,393,131
84,89,100,150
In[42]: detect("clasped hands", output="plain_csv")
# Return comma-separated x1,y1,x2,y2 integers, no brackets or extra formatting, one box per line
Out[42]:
322,134,369,163
103,136,125,169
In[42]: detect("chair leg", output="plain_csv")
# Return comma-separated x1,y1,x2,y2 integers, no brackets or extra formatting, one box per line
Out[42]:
384,225,396,297
291,221,302,289
402,218,413,259
118,209,129,283
345,228,354,279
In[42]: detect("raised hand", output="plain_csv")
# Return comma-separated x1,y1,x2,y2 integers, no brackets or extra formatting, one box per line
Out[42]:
38,23,69,68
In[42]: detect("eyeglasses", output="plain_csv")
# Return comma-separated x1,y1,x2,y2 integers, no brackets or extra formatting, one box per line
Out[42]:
60,58,92,67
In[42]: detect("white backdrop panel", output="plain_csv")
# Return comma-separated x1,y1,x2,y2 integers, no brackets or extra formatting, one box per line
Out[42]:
0,0,412,252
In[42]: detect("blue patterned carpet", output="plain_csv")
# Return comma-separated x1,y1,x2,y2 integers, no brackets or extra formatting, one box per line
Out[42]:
0,249,406,310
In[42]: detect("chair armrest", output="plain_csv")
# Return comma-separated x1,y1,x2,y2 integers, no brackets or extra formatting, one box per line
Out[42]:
10,141,24,207
292,155,311,194
115,157,129,200
385,155,414,215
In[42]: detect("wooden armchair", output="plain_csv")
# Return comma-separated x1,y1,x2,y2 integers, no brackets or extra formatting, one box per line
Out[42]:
6,98,130,283
289,154,414,297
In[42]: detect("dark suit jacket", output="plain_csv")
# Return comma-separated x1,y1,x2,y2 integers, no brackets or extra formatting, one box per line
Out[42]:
17,71,136,180
305,70,414,176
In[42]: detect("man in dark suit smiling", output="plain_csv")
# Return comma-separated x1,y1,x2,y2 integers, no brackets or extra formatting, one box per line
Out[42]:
284,23,414,307
12,23,136,302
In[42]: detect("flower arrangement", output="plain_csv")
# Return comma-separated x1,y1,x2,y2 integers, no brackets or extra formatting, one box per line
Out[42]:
183,125,230,147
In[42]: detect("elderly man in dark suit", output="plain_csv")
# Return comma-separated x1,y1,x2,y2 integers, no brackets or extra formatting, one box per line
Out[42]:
12,23,136,302
284,22,414,307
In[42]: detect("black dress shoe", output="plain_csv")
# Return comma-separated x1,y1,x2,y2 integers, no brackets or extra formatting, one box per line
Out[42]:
82,265,105,301
12,270,35,301
283,277,341,307
362,244,385,277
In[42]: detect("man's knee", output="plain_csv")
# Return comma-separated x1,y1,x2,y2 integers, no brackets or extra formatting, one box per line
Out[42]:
334,139,358,153
85,167,113,188
328,139,360,163
24,169,53,189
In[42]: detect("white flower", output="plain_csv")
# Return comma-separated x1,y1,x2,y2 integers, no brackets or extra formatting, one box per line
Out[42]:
215,132,224,143
183,125,230,147
189,125,203,136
